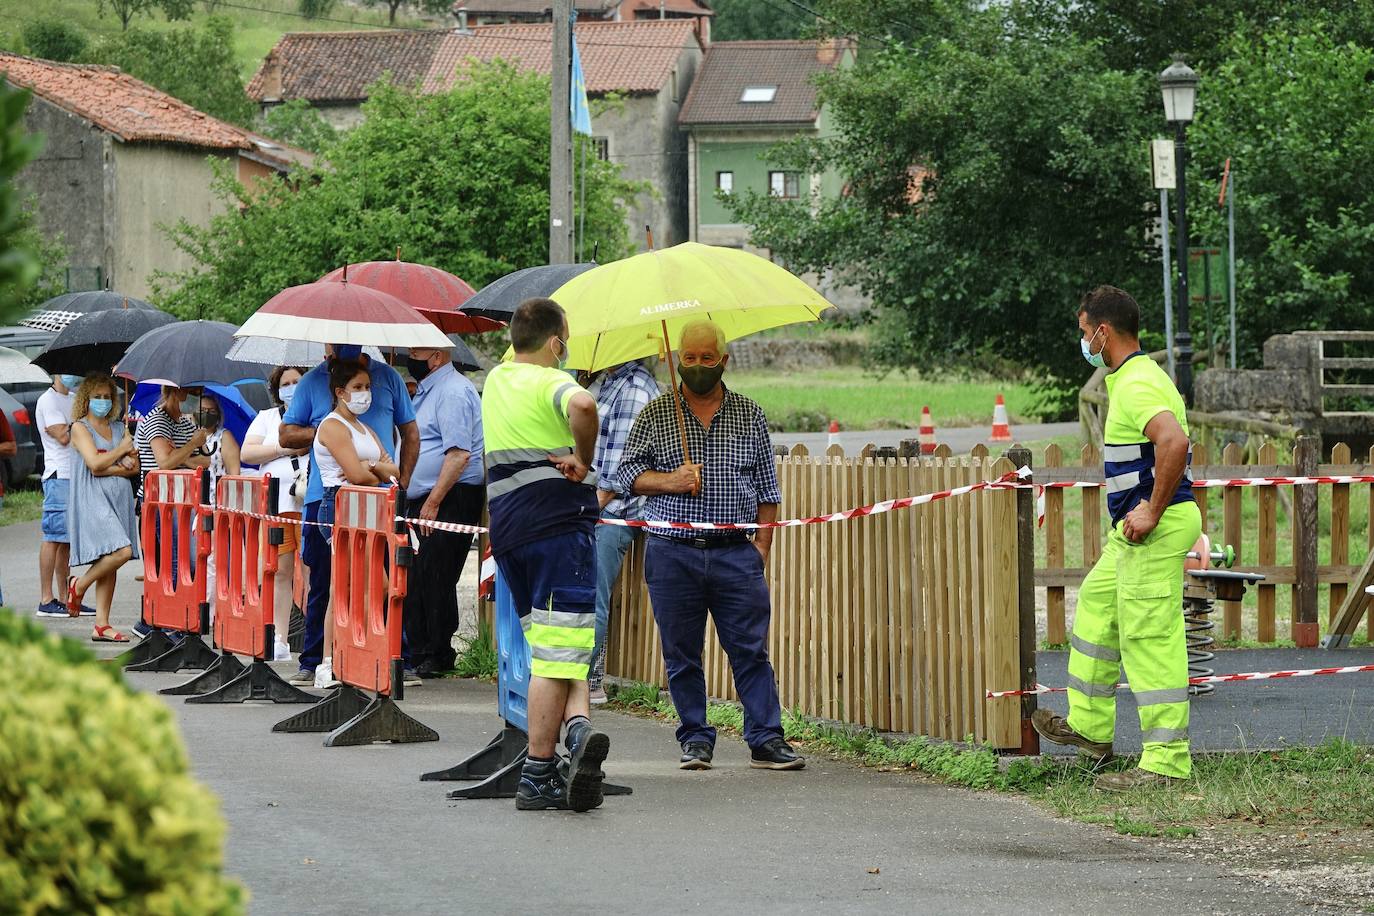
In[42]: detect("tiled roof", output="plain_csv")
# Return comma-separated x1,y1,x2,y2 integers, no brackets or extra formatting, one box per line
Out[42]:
0,52,252,150
678,39,851,125
427,19,700,95
452,0,615,15
246,29,449,103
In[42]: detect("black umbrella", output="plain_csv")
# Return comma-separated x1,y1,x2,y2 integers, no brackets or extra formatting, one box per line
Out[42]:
393,335,484,374
32,307,177,375
114,320,273,387
461,263,598,322
21,290,159,334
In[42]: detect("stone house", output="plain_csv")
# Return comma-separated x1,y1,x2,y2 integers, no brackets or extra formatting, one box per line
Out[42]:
1,53,312,298
449,0,713,45
247,19,703,248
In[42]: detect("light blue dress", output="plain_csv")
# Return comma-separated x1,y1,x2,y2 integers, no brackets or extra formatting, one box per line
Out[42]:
69,419,141,568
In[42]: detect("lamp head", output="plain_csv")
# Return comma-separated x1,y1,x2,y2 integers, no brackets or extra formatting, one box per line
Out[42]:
1159,54,1199,126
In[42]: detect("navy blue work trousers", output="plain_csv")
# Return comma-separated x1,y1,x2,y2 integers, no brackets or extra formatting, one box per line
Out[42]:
643,536,783,750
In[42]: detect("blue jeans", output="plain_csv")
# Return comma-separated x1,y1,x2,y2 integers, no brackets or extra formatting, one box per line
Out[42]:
591,507,638,685
643,536,782,750
299,499,331,670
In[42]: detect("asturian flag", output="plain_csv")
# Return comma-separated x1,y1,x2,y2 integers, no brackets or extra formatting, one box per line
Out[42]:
570,19,593,136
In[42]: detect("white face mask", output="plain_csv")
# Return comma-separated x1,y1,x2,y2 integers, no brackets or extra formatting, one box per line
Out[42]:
278,382,298,405
346,390,372,416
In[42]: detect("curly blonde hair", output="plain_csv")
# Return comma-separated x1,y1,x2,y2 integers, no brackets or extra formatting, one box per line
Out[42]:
71,373,123,422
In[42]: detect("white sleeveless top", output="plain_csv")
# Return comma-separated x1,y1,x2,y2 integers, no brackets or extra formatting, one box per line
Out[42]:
313,410,382,488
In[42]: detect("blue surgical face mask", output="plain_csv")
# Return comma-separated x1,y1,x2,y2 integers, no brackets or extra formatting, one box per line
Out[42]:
90,398,113,418
1081,326,1107,369
60,374,81,391
278,382,298,405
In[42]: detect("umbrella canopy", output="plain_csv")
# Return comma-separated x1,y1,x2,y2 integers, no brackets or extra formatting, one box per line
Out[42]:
235,279,453,349
318,260,501,335
32,307,177,376
549,243,834,372
224,337,385,367
463,262,597,323
114,320,273,388
21,290,159,334
0,345,52,385
393,335,483,374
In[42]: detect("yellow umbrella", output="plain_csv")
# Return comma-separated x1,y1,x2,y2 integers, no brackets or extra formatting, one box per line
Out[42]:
548,241,836,479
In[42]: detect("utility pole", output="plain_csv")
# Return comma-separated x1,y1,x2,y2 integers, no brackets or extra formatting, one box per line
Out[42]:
550,0,574,264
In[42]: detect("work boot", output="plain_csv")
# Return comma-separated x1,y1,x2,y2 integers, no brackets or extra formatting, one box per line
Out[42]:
563,716,608,812
515,757,570,811
1095,767,1182,793
1031,709,1113,762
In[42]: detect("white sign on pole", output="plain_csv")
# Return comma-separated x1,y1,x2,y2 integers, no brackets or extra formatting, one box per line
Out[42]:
1151,138,1176,190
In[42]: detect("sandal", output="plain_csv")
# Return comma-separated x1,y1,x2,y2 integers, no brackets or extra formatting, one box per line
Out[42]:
92,625,129,643
66,577,81,618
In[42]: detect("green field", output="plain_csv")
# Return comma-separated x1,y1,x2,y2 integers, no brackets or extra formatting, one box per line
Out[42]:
0,486,40,528
0,0,432,80
727,368,1042,431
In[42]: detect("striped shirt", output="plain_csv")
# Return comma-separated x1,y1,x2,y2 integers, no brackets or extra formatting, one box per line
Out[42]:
1102,352,1193,525
134,405,197,501
481,361,598,556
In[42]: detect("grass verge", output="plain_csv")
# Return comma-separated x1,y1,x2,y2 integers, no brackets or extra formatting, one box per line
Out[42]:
607,681,1374,837
0,487,41,527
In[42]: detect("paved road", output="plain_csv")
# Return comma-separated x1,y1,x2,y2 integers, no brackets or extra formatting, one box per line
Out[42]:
772,422,1079,456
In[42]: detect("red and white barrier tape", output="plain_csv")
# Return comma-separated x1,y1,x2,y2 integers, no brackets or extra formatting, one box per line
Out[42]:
986,663,1374,698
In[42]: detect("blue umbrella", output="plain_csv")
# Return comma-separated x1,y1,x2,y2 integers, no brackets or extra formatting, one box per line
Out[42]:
130,382,256,454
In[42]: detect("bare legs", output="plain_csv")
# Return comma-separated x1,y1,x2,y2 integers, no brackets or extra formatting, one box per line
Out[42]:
528,676,592,757
39,541,69,605
73,545,132,629
272,551,293,648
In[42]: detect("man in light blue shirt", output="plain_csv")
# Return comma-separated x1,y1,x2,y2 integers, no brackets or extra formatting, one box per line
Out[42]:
402,345,485,678
278,344,419,682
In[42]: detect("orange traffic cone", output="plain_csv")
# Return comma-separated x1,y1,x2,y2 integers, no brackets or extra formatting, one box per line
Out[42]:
990,394,1012,442
918,406,937,454
827,420,840,449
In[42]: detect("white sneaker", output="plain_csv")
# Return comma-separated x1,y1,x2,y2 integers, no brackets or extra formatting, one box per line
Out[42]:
273,638,291,662
314,658,338,689
589,684,608,706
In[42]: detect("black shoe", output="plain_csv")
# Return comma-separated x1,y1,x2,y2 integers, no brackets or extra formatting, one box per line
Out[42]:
415,659,445,679
515,760,570,811
679,741,714,770
565,728,609,813
750,737,805,771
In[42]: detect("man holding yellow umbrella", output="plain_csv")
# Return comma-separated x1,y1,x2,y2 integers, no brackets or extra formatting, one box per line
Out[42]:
549,242,833,772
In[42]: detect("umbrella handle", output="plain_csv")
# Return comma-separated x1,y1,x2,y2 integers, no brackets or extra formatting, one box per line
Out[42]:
661,320,699,496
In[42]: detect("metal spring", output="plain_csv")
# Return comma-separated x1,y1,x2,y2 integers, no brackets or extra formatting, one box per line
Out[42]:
1184,599,1216,697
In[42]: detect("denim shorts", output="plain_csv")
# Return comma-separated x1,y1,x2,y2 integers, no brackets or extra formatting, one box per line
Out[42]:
41,477,70,543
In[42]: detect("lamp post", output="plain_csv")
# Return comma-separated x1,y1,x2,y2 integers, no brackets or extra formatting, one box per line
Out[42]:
1160,54,1199,404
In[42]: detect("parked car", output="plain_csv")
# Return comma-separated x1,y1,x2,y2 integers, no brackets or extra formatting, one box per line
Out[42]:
0,386,38,489
0,325,56,480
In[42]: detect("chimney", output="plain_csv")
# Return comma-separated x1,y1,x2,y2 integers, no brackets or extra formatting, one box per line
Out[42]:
259,49,283,101
455,7,471,32
816,37,840,65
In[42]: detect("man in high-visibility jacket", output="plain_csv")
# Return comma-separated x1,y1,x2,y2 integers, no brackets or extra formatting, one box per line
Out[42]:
1033,285,1200,791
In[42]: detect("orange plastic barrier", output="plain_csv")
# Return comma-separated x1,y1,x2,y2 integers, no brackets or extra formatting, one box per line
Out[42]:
141,467,211,633
332,484,409,697
212,474,279,659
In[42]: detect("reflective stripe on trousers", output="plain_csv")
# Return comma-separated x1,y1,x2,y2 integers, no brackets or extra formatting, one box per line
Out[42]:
1065,500,1201,779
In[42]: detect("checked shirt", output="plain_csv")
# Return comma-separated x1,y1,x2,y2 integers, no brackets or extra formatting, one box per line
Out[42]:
616,384,781,538
592,361,660,517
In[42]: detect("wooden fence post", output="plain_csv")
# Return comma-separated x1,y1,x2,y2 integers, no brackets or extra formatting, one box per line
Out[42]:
1007,446,1039,754
1293,436,1320,647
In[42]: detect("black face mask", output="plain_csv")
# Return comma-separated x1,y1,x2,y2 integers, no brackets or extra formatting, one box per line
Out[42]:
406,355,433,383
679,363,724,396
198,409,221,430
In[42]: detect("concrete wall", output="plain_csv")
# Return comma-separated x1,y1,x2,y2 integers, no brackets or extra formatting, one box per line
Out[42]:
16,96,109,288
109,144,233,298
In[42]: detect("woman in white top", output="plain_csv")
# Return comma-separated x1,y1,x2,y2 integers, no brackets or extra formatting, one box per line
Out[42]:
241,366,310,661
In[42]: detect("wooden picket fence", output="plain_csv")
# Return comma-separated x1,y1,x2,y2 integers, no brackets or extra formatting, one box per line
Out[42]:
601,445,1031,749
1037,439,1374,644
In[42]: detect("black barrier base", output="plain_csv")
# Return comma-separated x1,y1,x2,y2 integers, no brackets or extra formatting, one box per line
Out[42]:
446,750,526,800
323,695,440,747
113,629,177,668
421,724,526,782
125,634,218,674
187,659,318,705
271,684,368,733
159,651,246,695
286,603,305,654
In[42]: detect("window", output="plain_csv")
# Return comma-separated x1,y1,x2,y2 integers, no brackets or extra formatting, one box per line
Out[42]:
769,170,800,199
716,171,734,194
740,85,778,103
592,136,610,161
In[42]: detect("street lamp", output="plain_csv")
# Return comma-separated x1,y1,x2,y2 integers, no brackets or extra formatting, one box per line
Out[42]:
1160,54,1199,404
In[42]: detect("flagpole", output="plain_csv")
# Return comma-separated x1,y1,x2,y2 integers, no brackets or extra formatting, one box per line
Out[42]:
578,138,587,262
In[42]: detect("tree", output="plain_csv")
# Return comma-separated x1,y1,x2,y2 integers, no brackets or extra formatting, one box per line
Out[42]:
153,64,644,321
364,0,450,26
86,18,255,127
258,99,339,154
21,20,89,62
711,0,808,42
0,83,44,326
96,0,194,31
298,0,338,19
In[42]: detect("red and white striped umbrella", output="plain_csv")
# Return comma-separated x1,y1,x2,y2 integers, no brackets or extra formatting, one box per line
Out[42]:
234,279,453,349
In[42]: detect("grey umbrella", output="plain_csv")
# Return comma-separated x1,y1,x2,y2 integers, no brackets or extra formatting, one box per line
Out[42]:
114,320,273,387
460,263,598,322
392,335,484,374
32,307,177,375
21,290,159,334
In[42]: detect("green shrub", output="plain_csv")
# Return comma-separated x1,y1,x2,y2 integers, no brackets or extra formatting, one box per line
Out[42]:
0,610,244,915
21,20,87,62
453,618,497,680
